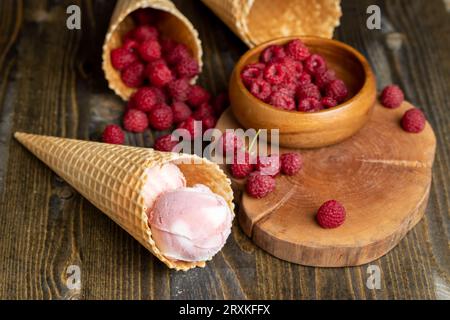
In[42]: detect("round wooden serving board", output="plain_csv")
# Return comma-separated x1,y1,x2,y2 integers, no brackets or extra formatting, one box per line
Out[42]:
216,101,436,267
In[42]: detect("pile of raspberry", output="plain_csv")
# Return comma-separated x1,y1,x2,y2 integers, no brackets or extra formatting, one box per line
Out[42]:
219,132,303,199
102,8,228,148
240,39,349,112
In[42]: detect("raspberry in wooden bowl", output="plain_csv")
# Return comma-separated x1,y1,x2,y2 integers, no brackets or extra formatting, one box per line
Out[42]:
229,36,376,148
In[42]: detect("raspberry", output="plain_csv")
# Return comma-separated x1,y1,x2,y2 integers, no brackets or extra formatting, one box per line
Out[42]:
256,154,280,176
316,200,346,229
273,83,296,98
260,45,286,63
102,124,125,144
187,85,211,107
276,56,303,74
285,39,310,61
401,108,426,133
133,87,158,112
321,96,338,108
138,39,161,62
132,8,155,25
201,115,217,130
147,61,173,87
246,172,276,198
212,92,229,116
154,134,178,152
219,131,244,156
314,69,336,89
241,63,264,86
230,152,254,179
121,61,145,88
269,92,296,110
263,62,287,85
304,54,327,75
126,97,136,111
176,117,201,140
132,25,158,42
325,79,348,103
171,101,192,123
296,83,321,100
165,43,190,65
175,57,199,79
380,85,404,108
297,98,322,112
123,109,148,132
297,72,312,87
167,78,190,101
152,86,167,103
160,38,177,54
111,47,138,70
280,152,302,175
249,79,272,101
148,104,174,130
193,102,214,120
123,38,139,52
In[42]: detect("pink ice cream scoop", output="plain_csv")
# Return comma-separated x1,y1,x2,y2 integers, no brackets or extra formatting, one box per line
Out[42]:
148,183,233,262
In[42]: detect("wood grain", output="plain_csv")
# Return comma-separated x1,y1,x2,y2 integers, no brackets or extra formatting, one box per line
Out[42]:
0,0,448,299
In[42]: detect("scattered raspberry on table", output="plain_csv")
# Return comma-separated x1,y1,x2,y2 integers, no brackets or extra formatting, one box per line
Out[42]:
316,200,346,229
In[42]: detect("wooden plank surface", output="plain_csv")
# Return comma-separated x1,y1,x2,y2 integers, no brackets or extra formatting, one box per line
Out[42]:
0,0,449,299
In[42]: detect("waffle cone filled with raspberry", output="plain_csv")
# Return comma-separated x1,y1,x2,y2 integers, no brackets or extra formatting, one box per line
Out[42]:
103,0,203,101
14,132,234,271
201,0,342,47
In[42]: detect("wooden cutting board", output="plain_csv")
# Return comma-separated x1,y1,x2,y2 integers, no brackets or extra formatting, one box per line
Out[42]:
215,101,436,267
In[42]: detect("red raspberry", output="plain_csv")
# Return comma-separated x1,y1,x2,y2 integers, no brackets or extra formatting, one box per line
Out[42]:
167,78,190,101
297,98,322,112
138,39,161,62
111,47,138,70
325,79,348,103
285,39,310,61
212,92,229,117
171,101,192,123
132,25,158,42
263,62,286,85
316,200,346,228
154,134,178,152
126,97,136,111
152,86,167,103
296,83,321,100
260,45,286,63
230,152,254,179
219,131,244,156
380,85,404,108
132,8,155,25
280,152,302,175
276,56,303,74
148,104,174,130
133,87,159,112
249,79,272,101
201,115,217,130
175,57,199,79
314,69,336,89
273,83,296,98
321,96,338,108
246,172,276,198
102,124,125,144
193,102,214,120
304,54,327,75
269,92,296,111
123,109,148,132
176,117,201,140
256,154,280,176
241,63,264,86
297,72,312,87
165,43,191,65
121,61,145,88
123,38,139,52
147,61,173,87
160,38,177,54
187,85,211,107
401,108,426,133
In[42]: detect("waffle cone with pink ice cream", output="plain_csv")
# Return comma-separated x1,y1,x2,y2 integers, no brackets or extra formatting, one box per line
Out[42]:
14,132,234,271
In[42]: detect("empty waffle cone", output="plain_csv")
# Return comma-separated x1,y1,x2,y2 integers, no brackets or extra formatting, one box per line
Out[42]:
14,132,234,271
103,0,203,100
202,0,342,47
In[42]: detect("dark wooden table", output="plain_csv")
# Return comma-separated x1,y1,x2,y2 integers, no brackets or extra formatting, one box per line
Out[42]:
0,0,448,300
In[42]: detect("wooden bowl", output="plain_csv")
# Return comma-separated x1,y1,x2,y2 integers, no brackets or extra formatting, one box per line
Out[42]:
229,36,376,148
